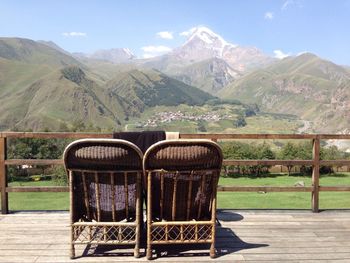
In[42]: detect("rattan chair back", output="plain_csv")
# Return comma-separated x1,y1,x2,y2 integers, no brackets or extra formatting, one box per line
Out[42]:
143,139,223,259
63,139,143,258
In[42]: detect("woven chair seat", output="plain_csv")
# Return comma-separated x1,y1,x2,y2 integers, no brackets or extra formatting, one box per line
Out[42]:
145,142,222,170
65,140,142,171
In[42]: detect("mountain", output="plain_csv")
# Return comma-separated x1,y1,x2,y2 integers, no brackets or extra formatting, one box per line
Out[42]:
219,53,350,133
0,66,135,130
37,40,72,56
0,37,81,67
75,48,135,64
173,27,273,71
140,26,273,94
105,68,215,112
171,57,240,94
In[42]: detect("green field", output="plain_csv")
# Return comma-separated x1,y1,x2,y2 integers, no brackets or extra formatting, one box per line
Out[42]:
5,173,350,211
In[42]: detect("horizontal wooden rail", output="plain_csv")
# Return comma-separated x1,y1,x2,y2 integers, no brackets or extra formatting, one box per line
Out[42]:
6,186,69,192
223,160,314,166
3,185,349,193
2,132,350,140
319,186,350,191
217,186,313,192
6,159,349,167
5,159,63,165
320,160,350,166
1,132,350,214
0,132,112,139
180,133,318,139
180,133,350,140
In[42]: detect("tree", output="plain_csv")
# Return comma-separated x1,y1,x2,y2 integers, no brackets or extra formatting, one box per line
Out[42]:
234,115,246,127
221,141,275,176
278,141,312,175
320,145,343,174
254,142,276,175
197,120,207,132
279,142,299,176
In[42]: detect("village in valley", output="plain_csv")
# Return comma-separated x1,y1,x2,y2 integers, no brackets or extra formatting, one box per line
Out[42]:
142,110,233,127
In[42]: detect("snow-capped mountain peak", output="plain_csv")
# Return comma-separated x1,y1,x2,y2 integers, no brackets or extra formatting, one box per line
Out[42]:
184,26,232,47
181,26,236,58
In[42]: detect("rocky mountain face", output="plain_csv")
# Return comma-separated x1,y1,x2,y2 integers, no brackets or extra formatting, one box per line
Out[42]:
171,57,240,94
141,26,273,94
219,53,350,133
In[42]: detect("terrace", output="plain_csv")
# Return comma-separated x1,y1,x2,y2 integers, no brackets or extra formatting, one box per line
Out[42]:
1,132,350,262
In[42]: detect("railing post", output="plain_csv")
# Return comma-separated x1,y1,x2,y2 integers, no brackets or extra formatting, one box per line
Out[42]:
0,137,8,214
312,136,320,212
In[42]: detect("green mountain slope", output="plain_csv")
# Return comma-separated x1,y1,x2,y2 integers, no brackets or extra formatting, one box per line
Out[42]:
219,53,350,132
106,68,215,112
0,66,133,130
0,38,81,67
0,57,52,96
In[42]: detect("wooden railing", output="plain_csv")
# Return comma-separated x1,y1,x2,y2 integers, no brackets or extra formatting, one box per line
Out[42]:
1,132,350,214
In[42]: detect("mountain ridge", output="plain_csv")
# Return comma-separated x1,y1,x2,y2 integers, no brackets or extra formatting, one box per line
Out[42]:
219,53,350,133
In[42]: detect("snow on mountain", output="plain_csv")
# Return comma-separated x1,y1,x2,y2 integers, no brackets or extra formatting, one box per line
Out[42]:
75,48,135,64
173,26,273,72
182,26,236,57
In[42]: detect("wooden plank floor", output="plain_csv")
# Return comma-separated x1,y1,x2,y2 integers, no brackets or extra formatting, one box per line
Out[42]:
1,210,350,262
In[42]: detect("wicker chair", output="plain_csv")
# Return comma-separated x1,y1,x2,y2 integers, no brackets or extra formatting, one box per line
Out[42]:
63,139,143,258
143,139,223,259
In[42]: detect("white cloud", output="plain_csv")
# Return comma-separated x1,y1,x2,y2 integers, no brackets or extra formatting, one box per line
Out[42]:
281,0,302,11
179,27,196,37
264,12,274,20
156,31,173,39
62,32,87,37
141,45,172,58
142,54,156,59
274,49,291,59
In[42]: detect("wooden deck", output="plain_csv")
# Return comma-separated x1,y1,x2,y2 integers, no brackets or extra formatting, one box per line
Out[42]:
1,210,350,262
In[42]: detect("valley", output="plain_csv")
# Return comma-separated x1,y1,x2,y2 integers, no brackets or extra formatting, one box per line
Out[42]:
0,26,349,139
123,104,302,134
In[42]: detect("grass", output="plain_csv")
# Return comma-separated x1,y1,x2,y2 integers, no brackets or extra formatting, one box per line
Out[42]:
8,180,69,211
4,173,350,211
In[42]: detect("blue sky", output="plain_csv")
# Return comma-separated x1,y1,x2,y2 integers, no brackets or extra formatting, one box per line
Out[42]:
1,0,350,65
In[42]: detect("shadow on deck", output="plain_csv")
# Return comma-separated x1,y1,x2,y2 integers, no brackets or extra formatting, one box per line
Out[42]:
1,210,350,262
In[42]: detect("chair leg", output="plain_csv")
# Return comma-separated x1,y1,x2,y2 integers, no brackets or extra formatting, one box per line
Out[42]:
210,242,216,259
70,243,75,259
134,245,140,258
146,245,152,260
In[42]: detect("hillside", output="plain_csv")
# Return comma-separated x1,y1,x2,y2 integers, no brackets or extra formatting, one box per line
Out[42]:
0,66,135,130
105,68,215,112
219,53,350,133
0,38,81,67
1,36,349,134
171,57,240,94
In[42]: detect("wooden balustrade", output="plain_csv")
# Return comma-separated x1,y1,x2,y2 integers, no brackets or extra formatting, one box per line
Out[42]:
1,132,350,214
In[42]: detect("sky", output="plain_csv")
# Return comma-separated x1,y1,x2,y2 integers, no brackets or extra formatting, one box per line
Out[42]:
1,0,350,65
